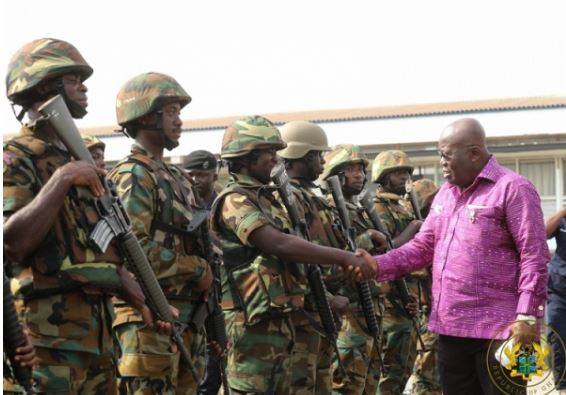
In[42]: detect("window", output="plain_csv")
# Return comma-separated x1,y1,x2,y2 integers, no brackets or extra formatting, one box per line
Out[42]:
518,161,555,196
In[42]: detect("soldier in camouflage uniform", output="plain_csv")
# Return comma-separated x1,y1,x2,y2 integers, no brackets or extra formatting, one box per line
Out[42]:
278,121,350,394
211,116,376,394
408,178,441,395
371,150,423,395
320,144,387,395
82,135,106,170
3,38,155,394
109,72,215,394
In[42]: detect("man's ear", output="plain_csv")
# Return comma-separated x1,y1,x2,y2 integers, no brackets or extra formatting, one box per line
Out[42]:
213,173,218,182
138,112,156,126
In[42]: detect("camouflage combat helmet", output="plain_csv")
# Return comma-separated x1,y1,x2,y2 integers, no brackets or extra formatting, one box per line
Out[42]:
371,150,414,184
6,38,93,105
278,120,331,159
116,72,191,126
321,144,369,180
412,178,438,209
82,135,105,151
221,115,286,159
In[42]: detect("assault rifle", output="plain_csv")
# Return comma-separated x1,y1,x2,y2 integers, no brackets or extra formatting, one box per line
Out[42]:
187,209,231,395
270,164,347,378
37,95,198,380
3,267,34,393
325,175,385,373
358,188,427,352
405,180,423,221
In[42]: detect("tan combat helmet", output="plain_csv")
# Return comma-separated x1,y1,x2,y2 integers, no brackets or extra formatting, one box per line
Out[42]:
278,120,331,159
320,144,369,180
82,135,105,151
371,150,414,184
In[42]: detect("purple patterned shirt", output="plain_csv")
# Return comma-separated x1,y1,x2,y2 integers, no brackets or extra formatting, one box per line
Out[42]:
376,156,549,339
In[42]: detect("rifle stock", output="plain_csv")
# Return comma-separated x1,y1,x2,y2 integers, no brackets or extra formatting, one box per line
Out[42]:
37,94,199,380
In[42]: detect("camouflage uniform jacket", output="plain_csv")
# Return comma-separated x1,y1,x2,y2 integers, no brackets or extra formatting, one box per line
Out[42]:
109,143,208,323
374,191,415,238
211,173,306,326
3,126,123,353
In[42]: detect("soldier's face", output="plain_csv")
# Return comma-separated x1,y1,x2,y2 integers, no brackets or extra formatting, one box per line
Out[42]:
385,169,411,195
89,147,105,170
62,73,88,109
343,163,366,194
162,102,183,145
249,147,278,184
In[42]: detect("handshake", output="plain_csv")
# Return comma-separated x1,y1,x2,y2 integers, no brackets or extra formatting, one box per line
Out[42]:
344,249,380,282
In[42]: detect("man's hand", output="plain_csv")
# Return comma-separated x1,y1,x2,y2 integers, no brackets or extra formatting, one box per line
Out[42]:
329,295,350,316
14,325,38,368
367,229,388,251
58,160,106,197
346,249,378,281
404,295,419,317
208,340,226,360
510,320,539,345
117,265,179,335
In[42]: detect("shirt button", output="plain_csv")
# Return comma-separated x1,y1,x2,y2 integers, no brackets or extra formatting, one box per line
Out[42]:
538,305,544,311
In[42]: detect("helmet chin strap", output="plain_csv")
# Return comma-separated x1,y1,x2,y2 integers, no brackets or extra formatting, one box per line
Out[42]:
145,111,179,151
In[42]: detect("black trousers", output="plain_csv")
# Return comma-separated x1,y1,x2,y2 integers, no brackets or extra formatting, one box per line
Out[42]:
438,335,527,395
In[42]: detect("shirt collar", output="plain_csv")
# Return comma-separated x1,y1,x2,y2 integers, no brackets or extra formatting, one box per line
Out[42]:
475,155,503,183
228,172,265,188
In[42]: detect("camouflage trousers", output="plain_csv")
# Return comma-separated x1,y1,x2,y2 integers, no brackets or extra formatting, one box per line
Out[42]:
289,317,321,394
4,347,116,395
113,320,205,394
332,309,382,395
377,303,417,395
224,310,294,394
4,292,117,394
409,316,441,395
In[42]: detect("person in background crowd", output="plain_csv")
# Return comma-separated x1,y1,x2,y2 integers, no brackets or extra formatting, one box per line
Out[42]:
183,149,219,210
408,178,441,395
82,134,106,170
371,150,422,395
546,207,566,393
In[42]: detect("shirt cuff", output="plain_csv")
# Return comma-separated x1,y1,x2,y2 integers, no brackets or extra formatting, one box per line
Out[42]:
516,291,545,318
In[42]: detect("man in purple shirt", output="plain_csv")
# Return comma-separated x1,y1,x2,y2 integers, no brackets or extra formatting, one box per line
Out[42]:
357,118,549,394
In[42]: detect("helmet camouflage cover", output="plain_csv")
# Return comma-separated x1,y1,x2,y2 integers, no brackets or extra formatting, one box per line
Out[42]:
278,120,331,159
6,38,93,104
115,72,191,126
371,149,414,184
412,178,438,208
221,115,286,159
321,144,369,180
82,135,105,151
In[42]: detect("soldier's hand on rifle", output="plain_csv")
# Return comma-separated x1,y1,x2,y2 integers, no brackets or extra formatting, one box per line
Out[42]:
404,295,419,317
367,229,388,251
57,161,106,197
208,340,226,360
347,249,379,281
329,295,349,317
194,264,213,292
117,265,179,334
13,324,38,368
